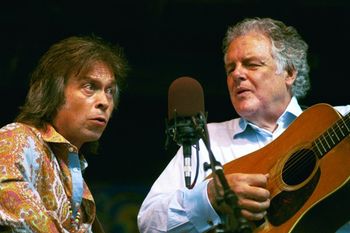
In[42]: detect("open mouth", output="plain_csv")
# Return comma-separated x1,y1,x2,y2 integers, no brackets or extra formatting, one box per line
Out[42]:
237,89,250,95
91,117,107,125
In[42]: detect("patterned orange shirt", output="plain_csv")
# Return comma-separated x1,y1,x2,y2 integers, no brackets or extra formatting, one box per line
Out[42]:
0,123,95,232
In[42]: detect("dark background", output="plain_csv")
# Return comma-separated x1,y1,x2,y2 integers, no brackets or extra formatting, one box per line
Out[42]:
1,1,349,232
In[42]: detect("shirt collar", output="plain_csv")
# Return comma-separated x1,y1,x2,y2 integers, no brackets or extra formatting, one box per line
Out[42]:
40,124,89,171
234,96,303,138
40,124,78,152
276,96,303,127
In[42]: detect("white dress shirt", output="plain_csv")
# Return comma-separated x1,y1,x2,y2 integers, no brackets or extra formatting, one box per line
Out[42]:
137,97,350,233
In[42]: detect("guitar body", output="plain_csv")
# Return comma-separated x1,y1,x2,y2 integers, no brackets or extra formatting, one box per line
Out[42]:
222,103,350,233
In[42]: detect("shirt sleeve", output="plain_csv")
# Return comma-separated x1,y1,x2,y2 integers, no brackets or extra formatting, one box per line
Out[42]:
0,125,62,233
334,105,350,116
137,146,221,233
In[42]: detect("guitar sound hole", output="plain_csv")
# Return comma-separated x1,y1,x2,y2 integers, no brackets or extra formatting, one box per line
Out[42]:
282,149,317,186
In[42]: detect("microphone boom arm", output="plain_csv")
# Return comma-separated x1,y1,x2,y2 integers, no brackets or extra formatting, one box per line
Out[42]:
195,113,252,233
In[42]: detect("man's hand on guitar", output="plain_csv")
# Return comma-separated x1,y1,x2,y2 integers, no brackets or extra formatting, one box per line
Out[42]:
207,173,270,221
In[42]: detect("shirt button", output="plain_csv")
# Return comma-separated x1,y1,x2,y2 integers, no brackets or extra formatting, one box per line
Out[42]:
72,167,79,173
207,219,214,225
68,147,74,152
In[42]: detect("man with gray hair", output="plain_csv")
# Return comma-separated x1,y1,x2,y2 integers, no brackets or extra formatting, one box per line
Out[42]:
138,17,350,233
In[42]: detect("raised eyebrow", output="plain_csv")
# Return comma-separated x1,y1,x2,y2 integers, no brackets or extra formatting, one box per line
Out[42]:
76,75,96,83
78,75,116,86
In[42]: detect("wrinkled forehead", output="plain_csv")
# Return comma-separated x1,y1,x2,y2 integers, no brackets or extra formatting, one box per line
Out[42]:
69,60,116,82
224,32,273,61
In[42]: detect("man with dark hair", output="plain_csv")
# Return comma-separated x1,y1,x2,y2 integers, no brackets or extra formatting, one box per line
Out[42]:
0,35,128,232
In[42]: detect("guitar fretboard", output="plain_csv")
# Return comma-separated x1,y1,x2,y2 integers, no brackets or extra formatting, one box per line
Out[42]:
313,113,350,158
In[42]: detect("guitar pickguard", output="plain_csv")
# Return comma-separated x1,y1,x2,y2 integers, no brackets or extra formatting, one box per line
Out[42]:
268,168,320,226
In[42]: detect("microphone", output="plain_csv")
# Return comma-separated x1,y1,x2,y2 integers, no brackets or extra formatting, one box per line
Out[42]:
166,77,251,232
166,76,206,189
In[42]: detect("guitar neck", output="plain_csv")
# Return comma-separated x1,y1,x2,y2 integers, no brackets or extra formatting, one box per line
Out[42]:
313,113,350,158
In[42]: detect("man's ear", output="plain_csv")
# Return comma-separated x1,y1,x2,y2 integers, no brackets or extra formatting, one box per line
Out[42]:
285,67,297,85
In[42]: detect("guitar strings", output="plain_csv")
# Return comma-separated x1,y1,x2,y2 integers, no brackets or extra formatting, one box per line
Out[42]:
268,115,349,187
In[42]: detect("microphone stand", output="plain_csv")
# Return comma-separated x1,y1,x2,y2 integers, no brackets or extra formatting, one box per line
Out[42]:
194,113,252,233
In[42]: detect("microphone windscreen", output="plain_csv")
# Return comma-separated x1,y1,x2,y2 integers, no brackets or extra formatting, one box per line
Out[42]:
168,76,204,120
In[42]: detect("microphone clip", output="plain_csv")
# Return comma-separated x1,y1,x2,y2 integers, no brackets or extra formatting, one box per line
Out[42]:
165,111,207,189
165,111,206,148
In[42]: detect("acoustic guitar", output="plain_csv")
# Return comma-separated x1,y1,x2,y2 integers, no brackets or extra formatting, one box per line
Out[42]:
221,103,350,233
